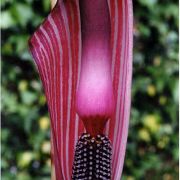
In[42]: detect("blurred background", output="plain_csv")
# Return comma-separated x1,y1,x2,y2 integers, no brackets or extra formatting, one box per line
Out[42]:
1,0,178,179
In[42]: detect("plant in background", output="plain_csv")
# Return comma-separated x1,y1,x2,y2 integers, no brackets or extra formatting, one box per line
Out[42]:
29,0,133,179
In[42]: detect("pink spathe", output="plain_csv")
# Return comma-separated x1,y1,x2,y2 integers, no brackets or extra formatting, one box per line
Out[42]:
76,0,114,119
29,0,133,179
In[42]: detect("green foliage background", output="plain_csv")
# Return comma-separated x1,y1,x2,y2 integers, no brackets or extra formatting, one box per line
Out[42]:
1,0,178,179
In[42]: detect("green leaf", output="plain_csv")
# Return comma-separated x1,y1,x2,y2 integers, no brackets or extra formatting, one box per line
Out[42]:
0,11,16,29
20,91,37,105
10,3,33,27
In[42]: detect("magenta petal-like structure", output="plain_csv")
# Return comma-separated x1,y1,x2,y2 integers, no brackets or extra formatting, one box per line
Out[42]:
29,0,133,179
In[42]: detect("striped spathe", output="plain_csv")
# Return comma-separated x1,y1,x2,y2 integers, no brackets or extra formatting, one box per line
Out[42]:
29,0,133,179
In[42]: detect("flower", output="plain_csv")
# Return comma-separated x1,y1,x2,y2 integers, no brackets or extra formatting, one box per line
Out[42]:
29,0,133,179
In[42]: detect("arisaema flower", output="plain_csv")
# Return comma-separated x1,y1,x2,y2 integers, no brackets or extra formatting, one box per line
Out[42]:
29,0,133,179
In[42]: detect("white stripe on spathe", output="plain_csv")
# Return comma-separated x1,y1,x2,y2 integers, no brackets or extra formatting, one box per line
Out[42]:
48,15,63,142
34,33,56,134
33,35,61,159
47,15,66,179
39,25,63,177
34,33,63,175
115,0,128,177
115,1,133,178
32,39,48,93
112,0,126,175
74,0,81,154
34,34,50,105
44,23,59,134
112,0,123,170
114,0,127,177
40,26,58,138
59,4,73,178
35,32,56,131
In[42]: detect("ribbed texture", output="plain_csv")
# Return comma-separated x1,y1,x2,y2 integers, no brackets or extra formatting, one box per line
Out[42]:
72,133,112,180
29,0,133,179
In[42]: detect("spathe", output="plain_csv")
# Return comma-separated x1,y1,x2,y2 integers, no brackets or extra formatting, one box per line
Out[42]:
29,0,133,179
